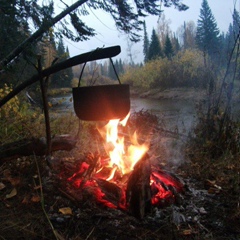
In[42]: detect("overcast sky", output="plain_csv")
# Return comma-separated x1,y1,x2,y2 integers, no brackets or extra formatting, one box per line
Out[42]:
60,0,238,63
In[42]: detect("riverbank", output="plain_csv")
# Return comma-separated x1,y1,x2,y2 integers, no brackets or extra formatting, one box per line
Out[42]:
47,86,206,101
131,87,206,101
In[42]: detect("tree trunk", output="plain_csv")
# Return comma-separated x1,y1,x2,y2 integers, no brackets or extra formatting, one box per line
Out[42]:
0,135,77,162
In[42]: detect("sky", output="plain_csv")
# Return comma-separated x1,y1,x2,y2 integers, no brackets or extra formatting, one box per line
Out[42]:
57,0,238,63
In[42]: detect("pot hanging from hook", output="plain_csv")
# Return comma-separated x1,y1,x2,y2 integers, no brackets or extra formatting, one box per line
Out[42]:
72,46,130,121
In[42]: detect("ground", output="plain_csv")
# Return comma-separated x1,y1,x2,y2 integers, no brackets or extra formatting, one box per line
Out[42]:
0,111,239,240
131,87,206,101
0,154,239,240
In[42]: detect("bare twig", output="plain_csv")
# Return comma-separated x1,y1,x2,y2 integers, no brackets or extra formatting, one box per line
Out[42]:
38,57,52,156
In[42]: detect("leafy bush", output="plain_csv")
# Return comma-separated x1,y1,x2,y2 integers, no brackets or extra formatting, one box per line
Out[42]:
121,49,208,90
0,84,19,118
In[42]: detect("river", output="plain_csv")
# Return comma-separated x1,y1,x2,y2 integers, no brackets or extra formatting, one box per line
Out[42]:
51,94,197,134
51,94,198,166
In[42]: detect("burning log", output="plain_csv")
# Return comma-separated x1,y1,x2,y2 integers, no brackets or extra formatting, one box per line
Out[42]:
126,153,151,219
59,111,185,218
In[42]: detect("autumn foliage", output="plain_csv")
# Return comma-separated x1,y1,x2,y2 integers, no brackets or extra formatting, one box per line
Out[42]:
121,49,208,90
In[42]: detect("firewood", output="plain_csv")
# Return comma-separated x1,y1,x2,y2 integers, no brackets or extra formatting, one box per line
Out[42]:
0,134,77,162
126,153,151,219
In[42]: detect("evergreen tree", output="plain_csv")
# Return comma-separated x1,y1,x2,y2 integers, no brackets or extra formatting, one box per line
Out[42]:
51,38,72,88
232,8,240,39
172,34,181,53
115,59,119,79
65,47,74,85
0,0,189,72
118,59,124,74
164,34,174,59
196,0,220,61
108,59,116,80
0,0,35,86
147,29,162,61
226,9,240,52
143,21,149,63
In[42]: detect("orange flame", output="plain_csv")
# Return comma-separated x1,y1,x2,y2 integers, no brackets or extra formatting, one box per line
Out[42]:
98,112,149,178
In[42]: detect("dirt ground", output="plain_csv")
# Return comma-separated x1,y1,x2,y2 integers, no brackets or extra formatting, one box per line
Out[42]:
0,111,239,240
0,154,239,240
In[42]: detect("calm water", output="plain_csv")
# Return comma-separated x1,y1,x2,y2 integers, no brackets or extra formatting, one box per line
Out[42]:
131,97,196,132
51,95,197,133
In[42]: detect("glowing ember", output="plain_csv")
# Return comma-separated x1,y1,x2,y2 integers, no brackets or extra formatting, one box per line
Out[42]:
67,112,184,215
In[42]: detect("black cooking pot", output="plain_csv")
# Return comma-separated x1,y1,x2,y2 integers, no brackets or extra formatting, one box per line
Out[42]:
72,84,130,121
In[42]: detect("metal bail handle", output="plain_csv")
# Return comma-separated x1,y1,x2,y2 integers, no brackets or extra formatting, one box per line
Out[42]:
78,57,121,87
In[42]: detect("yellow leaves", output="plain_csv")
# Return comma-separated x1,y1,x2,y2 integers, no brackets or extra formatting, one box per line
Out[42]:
59,207,72,215
21,194,41,204
6,188,17,199
0,84,19,118
0,182,6,190
121,49,206,90
31,195,41,203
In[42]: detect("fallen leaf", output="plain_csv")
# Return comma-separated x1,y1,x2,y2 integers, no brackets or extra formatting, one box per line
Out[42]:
22,195,29,204
9,177,21,186
6,188,17,199
0,182,6,190
59,207,72,215
208,187,221,194
182,229,192,235
33,185,42,190
31,195,41,203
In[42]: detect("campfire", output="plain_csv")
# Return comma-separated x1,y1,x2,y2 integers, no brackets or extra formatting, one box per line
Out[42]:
62,112,184,219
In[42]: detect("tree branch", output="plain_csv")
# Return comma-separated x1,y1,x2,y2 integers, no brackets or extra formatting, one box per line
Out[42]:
0,0,88,69
0,46,121,108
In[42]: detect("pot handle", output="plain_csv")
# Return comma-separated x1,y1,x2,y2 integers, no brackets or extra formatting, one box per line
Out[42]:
77,48,121,87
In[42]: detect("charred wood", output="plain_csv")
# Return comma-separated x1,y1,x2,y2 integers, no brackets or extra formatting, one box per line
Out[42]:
126,153,151,219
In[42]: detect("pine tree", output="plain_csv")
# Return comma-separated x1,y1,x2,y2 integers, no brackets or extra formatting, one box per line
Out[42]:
108,59,116,80
164,34,174,59
172,34,181,53
143,21,149,63
196,0,220,60
118,59,124,74
226,9,240,51
51,38,72,88
147,29,162,61
65,47,74,86
232,8,240,39
0,0,34,86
